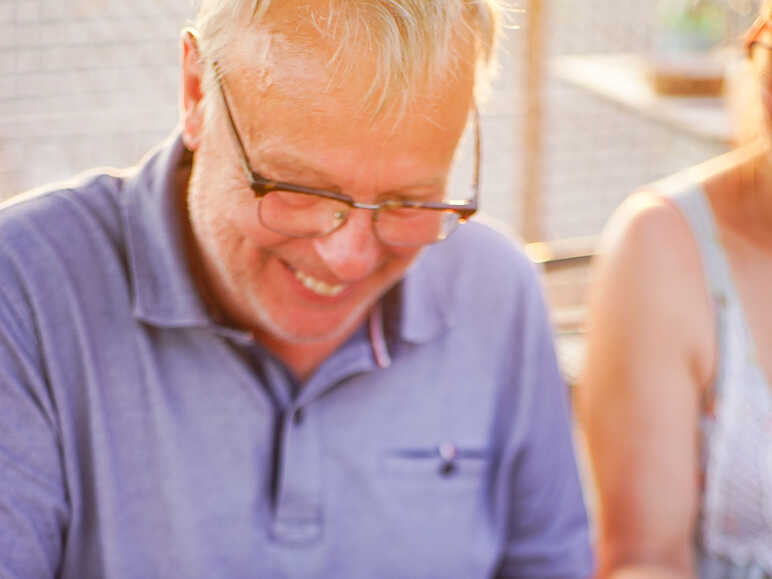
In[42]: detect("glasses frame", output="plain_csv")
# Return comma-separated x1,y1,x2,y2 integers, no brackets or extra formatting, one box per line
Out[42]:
745,16,772,59
212,63,479,245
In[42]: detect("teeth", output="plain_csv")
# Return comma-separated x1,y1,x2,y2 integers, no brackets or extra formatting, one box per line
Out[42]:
293,269,345,297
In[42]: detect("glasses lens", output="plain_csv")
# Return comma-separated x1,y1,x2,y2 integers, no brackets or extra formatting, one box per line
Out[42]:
376,207,461,247
258,190,348,237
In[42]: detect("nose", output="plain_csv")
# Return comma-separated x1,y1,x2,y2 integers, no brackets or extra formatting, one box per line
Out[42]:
313,208,382,282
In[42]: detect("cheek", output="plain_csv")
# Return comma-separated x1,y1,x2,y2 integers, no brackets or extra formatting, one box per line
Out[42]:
187,180,256,272
189,158,261,239
189,188,233,246
190,194,296,282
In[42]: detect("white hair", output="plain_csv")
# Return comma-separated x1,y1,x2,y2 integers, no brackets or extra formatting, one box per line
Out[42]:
192,0,504,117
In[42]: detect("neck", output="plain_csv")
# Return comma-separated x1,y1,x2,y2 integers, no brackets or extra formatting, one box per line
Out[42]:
254,309,371,382
748,143,772,243
707,138,772,247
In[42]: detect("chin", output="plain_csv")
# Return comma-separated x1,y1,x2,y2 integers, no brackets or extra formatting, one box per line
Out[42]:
251,297,372,346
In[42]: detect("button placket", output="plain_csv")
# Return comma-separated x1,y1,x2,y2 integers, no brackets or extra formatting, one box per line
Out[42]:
268,325,382,546
271,403,323,545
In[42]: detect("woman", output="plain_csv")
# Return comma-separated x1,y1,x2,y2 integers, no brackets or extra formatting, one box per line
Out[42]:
580,5,772,578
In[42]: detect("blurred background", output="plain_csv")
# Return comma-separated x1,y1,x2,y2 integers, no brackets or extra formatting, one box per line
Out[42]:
0,0,763,366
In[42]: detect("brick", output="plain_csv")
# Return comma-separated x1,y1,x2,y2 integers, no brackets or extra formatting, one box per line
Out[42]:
111,17,176,43
45,44,106,71
10,23,41,47
0,23,15,48
0,74,14,98
30,22,65,46
72,0,109,19
16,1,41,23
21,159,74,190
97,44,138,68
135,40,178,67
0,115,20,140
0,141,24,167
0,50,14,73
18,112,79,138
0,3,13,23
40,45,74,71
14,72,54,96
16,49,42,72
79,67,123,92
66,68,97,92
39,0,66,22
33,141,69,166
0,170,23,199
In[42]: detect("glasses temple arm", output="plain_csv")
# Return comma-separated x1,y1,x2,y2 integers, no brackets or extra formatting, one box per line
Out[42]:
212,61,258,185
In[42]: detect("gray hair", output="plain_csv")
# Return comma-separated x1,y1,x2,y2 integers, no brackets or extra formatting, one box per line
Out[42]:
192,0,504,117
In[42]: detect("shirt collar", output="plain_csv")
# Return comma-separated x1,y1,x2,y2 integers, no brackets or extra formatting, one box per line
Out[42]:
123,132,212,328
387,247,456,344
122,130,452,342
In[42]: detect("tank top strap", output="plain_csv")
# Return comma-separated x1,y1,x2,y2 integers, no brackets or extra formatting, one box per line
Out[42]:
668,185,734,307
663,184,735,407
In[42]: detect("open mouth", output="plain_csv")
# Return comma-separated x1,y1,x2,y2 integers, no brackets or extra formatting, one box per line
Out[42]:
292,267,346,297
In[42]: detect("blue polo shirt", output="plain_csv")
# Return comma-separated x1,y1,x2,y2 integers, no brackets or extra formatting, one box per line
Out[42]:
0,134,593,578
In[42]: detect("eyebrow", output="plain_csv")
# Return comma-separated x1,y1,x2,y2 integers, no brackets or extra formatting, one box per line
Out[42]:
255,151,340,190
255,150,447,197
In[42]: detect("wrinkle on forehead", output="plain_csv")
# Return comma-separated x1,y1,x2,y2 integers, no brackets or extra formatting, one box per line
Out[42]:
230,48,473,141
216,4,474,155
223,0,476,123
225,28,280,96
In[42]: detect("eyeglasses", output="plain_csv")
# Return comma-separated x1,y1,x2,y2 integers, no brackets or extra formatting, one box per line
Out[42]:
213,64,479,248
745,16,772,59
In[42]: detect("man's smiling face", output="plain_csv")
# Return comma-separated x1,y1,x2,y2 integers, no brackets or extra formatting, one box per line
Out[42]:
180,3,476,357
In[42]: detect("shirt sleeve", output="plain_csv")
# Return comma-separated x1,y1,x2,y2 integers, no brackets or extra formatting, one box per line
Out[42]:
492,267,594,579
0,284,69,579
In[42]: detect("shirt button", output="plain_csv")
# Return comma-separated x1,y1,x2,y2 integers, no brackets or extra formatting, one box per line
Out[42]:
438,442,457,477
293,407,305,426
439,461,457,477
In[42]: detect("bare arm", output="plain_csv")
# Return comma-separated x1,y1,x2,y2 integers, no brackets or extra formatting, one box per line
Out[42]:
579,193,715,579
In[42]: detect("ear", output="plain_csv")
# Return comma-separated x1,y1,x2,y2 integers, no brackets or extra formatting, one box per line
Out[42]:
180,28,205,151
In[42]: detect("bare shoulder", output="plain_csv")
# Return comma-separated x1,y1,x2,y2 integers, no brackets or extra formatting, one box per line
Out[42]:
598,191,699,276
596,191,707,312
587,189,715,388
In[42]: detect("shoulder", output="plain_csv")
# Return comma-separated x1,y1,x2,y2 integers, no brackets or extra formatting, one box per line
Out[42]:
0,169,126,236
0,169,127,269
413,217,549,344
588,189,714,385
0,171,130,334
422,215,540,295
596,190,706,291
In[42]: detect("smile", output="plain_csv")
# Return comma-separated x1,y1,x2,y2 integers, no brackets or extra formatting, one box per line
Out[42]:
293,268,346,297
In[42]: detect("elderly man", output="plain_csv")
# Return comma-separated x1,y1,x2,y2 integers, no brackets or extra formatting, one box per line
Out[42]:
0,1,592,577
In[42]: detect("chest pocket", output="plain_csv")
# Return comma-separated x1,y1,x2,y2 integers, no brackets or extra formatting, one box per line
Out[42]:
381,444,489,486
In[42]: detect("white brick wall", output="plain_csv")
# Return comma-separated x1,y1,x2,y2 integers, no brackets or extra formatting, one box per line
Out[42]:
0,0,189,195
